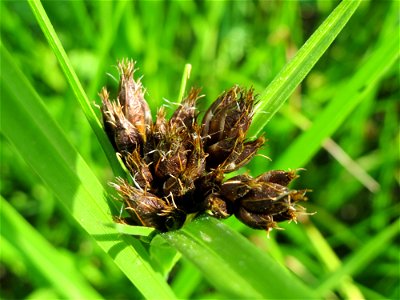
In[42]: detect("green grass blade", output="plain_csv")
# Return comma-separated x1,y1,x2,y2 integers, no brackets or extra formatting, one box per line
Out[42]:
249,0,361,137
0,44,177,300
27,0,123,176
305,223,364,299
111,223,156,237
0,196,103,300
163,215,319,299
150,235,182,278
86,1,128,100
272,32,399,170
177,64,192,102
170,260,202,299
280,106,380,192
316,218,400,296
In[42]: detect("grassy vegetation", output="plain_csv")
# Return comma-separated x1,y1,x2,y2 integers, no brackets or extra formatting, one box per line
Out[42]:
1,1,398,299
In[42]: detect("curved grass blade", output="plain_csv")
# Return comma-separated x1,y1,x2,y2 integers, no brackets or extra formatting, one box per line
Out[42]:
304,223,364,299
163,215,319,299
315,218,400,296
280,106,380,192
0,44,177,300
249,0,361,138
272,32,399,170
1,197,103,300
27,0,123,177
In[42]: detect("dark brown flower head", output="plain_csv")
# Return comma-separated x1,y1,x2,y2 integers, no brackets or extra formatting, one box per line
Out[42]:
219,174,253,202
101,60,310,233
235,207,278,232
202,86,254,144
256,169,298,186
205,194,231,219
124,149,153,189
170,88,201,130
221,170,308,231
201,86,257,171
112,178,186,231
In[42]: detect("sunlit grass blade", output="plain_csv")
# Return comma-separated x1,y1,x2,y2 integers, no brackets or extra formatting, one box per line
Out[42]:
304,223,364,299
315,218,400,296
177,63,192,102
163,215,319,299
0,197,103,300
27,0,123,176
170,260,202,299
86,1,128,100
111,223,156,237
249,0,361,138
150,235,182,278
280,106,380,192
272,32,399,170
0,44,177,300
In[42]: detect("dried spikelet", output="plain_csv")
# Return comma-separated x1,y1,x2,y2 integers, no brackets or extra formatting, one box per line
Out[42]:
111,178,185,231
100,87,141,154
117,60,152,141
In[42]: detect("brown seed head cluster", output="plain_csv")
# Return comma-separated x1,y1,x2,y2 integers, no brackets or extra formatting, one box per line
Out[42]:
101,60,309,232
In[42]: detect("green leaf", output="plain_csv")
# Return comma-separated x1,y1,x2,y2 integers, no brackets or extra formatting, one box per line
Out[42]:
163,215,319,299
150,235,181,278
0,44,177,300
249,0,361,137
170,260,202,299
0,197,103,300
111,223,156,237
27,0,123,177
272,30,399,170
316,218,400,296
177,64,192,102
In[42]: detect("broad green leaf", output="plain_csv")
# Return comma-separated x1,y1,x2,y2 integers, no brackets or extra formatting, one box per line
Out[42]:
0,44,176,300
163,215,319,299
0,197,103,300
249,0,361,137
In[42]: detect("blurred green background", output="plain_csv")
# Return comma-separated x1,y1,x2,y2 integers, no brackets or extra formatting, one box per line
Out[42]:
1,1,399,299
